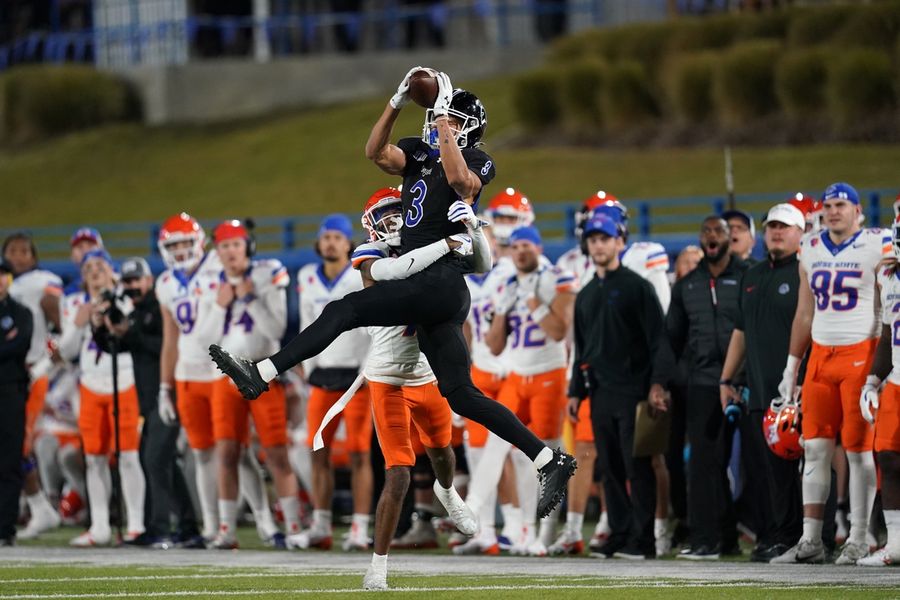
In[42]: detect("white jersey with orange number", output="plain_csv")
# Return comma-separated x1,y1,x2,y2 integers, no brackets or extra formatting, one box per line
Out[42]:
466,256,515,377
297,263,369,373
364,325,434,387
495,262,575,377
800,228,889,347
155,252,223,383
878,266,900,385
10,269,63,365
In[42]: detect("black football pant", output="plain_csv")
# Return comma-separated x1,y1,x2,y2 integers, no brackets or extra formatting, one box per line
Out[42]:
141,410,198,538
0,382,26,541
271,262,545,460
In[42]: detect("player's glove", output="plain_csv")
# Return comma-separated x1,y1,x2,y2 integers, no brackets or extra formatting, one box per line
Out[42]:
448,200,481,230
859,374,881,425
390,65,425,110
775,354,801,412
449,233,473,257
158,383,178,426
433,71,454,118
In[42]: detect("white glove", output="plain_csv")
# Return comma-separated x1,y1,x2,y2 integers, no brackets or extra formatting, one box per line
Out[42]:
158,383,178,426
433,71,454,117
494,277,519,316
859,375,881,425
448,200,480,230
449,233,473,257
775,355,800,411
390,65,424,110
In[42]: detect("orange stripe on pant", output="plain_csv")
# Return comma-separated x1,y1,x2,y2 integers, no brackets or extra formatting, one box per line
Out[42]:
23,375,49,456
176,380,216,451
212,377,287,447
369,380,452,469
306,385,372,453
77,384,140,455
801,338,877,452
875,381,900,453
496,368,568,440
466,365,505,448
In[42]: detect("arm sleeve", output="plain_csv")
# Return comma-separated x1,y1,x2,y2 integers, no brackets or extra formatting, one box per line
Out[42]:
470,226,493,274
245,284,288,342
0,306,32,361
370,239,451,281
646,269,671,314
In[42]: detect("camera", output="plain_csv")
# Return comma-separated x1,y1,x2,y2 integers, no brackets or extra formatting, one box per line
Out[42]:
99,288,129,326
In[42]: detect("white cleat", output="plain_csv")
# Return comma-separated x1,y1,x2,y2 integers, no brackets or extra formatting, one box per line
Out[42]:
770,538,825,564
527,540,548,557
69,529,111,547
835,540,869,565
857,548,899,567
18,508,61,540
362,566,388,590
452,534,500,556
286,528,333,550
547,529,585,556
433,481,478,536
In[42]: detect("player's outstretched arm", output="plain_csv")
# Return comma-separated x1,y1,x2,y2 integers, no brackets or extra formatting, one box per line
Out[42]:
352,237,466,282
448,200,492,273
365,67,421,175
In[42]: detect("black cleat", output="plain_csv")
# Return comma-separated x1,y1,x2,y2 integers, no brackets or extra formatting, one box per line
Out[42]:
536,448,577,519
209,344,268,399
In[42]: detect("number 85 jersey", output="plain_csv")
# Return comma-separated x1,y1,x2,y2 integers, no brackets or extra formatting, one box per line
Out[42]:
800,228,890,346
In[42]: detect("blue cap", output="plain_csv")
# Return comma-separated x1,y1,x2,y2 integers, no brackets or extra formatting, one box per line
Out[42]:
80,248,114,269
318,214,353,240
823,182,860,205
582,214,620,239
508,225,542,246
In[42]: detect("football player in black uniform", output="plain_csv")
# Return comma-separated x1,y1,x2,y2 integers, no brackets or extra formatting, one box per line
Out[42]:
210,68,576,519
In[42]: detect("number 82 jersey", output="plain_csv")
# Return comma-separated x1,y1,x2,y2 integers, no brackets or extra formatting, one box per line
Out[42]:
801,228,890,346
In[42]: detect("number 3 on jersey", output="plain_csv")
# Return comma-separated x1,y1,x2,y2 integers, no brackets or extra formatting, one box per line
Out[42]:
405,180,427,228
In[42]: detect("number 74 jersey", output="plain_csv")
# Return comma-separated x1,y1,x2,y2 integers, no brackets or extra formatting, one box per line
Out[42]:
801,228,891,347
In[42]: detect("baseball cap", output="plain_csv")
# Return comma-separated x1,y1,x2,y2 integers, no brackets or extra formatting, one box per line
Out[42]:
508,225,542,246
120,257,151,280
823,182,860,205
70,227,104,248
722,209,756,238
763,203,806,230
318,214,353,240
582,214,620,239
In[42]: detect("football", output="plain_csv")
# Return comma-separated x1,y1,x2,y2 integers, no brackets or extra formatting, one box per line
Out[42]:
408,69,438,108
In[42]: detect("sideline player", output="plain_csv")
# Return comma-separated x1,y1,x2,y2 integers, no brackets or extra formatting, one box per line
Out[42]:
772,183,886,565
196,220,299,549
211,67,577,518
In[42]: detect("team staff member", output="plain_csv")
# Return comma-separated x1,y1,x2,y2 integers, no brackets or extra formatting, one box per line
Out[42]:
93,257,198,547
569,215,669,560
719,204,806,562
722,210,757,263
0,260,33,546
653,216,749,560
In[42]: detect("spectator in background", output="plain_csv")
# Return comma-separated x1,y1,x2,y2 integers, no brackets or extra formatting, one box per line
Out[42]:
655,216,749,560
402,0,446,49
534,0,566,42
332,0,363,52
0,259,33,546
722,210,756,263
65,228,104,296
719,204,806,562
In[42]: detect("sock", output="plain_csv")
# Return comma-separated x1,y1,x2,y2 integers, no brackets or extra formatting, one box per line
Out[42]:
26,490,54,518
194,448,219,538
218,499,238,536
313,509,332,532
846,450,877,546
352,513,370,539
654,517,667,539
287,440,313,494
802,517,824,543
370,552,387,575
513,449,538,527
538,513,557,547
500,503,521,540
567,511,584,538
280,496,301,534
239,450,278,539
595,511,610,535
118,451,146,534
257,359,278,383
533,446,553,470
59,445,87,498
85,455,111,537
885,510,900,555
465,434,512,515
34,435,62,495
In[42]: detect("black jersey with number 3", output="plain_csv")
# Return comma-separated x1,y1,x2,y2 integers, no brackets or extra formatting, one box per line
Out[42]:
397,137,496,258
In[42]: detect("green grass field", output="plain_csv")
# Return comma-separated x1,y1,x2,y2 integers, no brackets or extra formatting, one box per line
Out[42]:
1,75,899,228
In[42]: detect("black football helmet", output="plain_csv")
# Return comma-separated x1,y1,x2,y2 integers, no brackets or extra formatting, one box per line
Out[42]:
423,89,487,149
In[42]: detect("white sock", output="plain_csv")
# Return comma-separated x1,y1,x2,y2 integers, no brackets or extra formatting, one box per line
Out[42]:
370,552,387,575
500,503,521,539
239,450,278,539
884,510,900,555
35,435,62,495
59,445,87,498
194,448,219,538
313,509,332,532
513,449,538,526
595,511,610,535
257,359,278,383
288,440,313,494
85,455,111,537
118,451,146,534
533,446,553,470
465,434,512,516
846,450,877,546
218,499,238,537
26,490,54,517
654,517,667,539
352,513,370,539
802,517,824,543
567,511,584,538
280,496,301,534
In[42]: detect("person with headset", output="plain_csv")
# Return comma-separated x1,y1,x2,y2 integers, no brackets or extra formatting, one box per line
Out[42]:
195,219,299,549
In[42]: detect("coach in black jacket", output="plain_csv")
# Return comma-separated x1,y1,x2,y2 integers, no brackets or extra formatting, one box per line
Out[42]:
568,214,669,559
654,215,749,560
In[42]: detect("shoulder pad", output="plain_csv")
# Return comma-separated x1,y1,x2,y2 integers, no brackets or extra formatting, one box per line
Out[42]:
351,241,390,269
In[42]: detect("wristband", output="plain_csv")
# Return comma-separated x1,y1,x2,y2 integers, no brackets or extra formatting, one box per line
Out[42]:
530,304,550,323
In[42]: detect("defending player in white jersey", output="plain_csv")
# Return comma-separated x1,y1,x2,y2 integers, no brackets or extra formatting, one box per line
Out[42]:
3,232,64,539
194,220,299,549
773,182,889,565
353,188,482,590
857,215,900,566
475,225,575,556
59,250,145,546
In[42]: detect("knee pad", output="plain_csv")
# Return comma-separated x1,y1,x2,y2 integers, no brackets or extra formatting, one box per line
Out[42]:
801,437,835,505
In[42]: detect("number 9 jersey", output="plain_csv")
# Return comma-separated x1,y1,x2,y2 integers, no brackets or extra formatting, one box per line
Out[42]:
800,227,891,346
